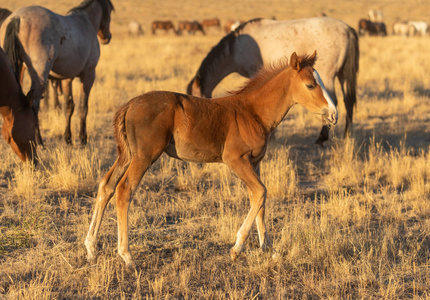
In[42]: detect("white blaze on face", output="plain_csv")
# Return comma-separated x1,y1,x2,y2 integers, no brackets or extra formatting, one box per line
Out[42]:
313,70,338,121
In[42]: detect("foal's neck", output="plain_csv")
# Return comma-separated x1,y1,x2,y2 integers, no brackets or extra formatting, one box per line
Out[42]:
241,68,295,133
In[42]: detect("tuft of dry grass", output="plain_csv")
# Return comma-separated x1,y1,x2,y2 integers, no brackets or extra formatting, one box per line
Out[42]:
0,0,430,298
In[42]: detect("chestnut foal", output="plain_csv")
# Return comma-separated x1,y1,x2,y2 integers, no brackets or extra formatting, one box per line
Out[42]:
85,51,338,268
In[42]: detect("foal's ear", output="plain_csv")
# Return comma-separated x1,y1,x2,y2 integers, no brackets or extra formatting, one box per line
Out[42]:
26,89,35,107
308,50,317,67
290,52,300,71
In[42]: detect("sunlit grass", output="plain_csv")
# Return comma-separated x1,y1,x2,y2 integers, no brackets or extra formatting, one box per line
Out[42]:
0,0,429,298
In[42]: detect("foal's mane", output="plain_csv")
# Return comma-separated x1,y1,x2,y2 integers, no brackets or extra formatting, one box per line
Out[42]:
68,0,114,27
229,53,316,96
228,59,288,95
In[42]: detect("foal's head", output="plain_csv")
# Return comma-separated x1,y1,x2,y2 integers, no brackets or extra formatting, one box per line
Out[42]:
289,51,338,126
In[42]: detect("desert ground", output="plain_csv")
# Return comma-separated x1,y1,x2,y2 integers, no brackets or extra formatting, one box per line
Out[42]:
0,0,429,298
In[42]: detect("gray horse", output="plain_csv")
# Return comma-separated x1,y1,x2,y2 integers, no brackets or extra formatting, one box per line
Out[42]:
187,17,359,145
0,0,114,145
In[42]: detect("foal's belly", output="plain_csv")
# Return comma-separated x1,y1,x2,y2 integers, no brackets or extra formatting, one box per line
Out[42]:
164,140,223,163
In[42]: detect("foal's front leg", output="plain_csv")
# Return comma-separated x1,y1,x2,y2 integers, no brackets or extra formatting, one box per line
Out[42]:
227,156,269,260
251,163,272,251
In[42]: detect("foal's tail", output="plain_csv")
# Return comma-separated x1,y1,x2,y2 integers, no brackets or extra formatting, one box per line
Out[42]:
113,102,132,164
3,17,23,84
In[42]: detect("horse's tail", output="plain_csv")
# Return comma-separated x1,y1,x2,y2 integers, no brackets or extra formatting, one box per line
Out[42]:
3,17,23,84
339,25,359,135
113,102,132,164
342,25,359,107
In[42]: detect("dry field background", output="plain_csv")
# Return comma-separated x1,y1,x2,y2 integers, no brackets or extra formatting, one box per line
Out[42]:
1,0,430,298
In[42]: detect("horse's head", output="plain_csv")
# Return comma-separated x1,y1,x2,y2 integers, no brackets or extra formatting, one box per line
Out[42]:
289,51,338,126
2,91,39,165
97,0,114,44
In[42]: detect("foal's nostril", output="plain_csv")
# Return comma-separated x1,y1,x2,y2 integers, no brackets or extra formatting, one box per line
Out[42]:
330,112,338,125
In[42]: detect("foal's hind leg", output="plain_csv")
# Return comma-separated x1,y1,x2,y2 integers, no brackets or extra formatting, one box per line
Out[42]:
85,158,130,263
115,156,155,268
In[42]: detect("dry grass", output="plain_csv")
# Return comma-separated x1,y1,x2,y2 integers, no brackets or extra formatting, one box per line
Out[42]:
1,0,430,298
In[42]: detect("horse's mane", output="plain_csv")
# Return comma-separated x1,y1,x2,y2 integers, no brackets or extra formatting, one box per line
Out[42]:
229,53,316,96
194,33,236,84
0,8,12,21
232,18,263,34
193,18,264,89
68,0,114,28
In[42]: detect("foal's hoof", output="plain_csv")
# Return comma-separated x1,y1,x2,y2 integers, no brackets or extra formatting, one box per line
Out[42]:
230,248,240,261
119,252,136,270
230,245,245,261
86,251,97,265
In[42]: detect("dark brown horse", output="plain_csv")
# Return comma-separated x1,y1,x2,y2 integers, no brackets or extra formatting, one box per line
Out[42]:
151,20,177,35
374,22,387,36
201,18,221,30
358,19,378,36
0,47,39,164
0,0,114,145
178,20,205,35
85,52,338,268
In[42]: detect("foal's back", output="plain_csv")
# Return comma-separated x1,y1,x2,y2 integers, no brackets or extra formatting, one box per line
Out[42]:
122,91,254,163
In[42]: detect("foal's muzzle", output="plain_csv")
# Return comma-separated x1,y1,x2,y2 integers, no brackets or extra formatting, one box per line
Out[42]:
322,108,338,126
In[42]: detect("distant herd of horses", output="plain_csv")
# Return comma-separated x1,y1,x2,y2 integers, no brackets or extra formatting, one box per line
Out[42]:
129,18,243,36
0,0,424,266
358,9,429,37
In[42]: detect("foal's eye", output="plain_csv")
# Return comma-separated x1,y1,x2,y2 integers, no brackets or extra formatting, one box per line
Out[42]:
306,83,316,90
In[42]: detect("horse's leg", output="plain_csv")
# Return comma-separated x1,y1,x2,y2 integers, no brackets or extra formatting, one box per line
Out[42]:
26,71,46,115
227,155,267,260
43,79,50,109
22,53,53,115
62,78,74,145
51,79,61,110
78,70,95,145
341,78,354,138
316,78,338,145
85,157,131,263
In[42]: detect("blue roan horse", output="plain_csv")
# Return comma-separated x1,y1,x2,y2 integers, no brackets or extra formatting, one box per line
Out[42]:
1,0,114,145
